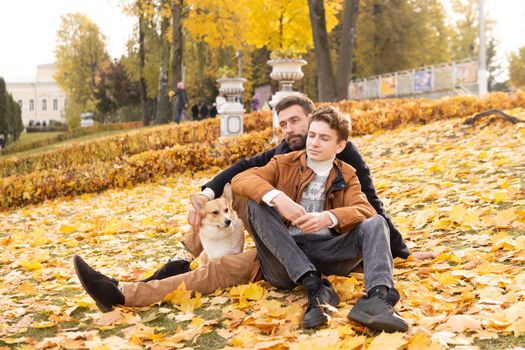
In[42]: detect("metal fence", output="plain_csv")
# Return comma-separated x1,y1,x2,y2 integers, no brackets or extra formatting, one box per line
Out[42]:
348,59,479,100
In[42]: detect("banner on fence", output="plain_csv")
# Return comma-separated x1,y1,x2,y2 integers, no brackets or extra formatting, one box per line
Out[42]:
351,81,364,100
380,76,396,96
456,62,478,84
414,70,433,91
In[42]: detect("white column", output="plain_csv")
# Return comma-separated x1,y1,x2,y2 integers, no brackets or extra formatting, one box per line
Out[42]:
478,0,488,95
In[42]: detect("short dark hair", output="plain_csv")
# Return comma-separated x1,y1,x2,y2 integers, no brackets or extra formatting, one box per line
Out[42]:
308,106,351,142
274,94,315,116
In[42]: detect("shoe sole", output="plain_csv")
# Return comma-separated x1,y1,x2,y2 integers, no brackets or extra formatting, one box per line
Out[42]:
73,255,113,313
303,313,328,328
347,309,408,333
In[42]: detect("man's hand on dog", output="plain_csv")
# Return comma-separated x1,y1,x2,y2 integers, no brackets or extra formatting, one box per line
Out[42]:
292,212,332,233
188,194,209,234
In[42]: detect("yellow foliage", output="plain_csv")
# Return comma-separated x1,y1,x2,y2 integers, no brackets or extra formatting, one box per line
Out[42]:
163,282,202,312
367,332,407,350
19,260,42,271
230,282,266,308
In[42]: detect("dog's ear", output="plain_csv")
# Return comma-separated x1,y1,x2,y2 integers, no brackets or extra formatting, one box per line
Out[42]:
222,183,233,202
190,194,206,214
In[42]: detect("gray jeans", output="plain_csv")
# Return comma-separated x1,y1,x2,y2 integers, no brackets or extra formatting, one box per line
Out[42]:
247,200,394,292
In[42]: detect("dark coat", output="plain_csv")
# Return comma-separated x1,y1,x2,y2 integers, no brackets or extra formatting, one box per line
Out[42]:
175,88,187,111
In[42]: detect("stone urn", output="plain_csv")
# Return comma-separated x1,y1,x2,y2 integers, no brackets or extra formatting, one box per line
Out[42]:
217,77,246,138
267,58,307,143
268,58,307,92
217,77,246,100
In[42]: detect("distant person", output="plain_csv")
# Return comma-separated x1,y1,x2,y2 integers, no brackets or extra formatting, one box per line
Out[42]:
0,134,5,150
198,102,209,120
174,82,188,124
251,92,261,112
210,103,218,118
191,103,199,120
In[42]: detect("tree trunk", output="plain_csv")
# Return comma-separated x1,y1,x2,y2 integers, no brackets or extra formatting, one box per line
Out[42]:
138,12,149,126
171,0,183,121
155,13,170,124
307,0,337,102
336,0,359,101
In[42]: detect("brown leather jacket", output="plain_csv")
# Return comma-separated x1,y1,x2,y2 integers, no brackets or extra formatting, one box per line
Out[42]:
231,150,376,234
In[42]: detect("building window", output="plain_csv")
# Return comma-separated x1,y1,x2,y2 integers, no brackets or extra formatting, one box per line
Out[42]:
42,99,47,111
53,99,58,111
30,99,34,111
18,100,22,108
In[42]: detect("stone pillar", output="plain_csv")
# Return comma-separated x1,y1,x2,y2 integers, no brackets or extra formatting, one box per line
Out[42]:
217,78,246,138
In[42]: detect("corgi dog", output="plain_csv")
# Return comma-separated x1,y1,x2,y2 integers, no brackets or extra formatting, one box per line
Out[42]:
190,183,244,262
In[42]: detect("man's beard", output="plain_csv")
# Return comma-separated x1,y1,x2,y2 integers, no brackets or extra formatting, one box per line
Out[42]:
286,134,307,150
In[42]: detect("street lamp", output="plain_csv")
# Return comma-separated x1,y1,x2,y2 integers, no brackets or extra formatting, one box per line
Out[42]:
478,0,488,95
235,51,243,78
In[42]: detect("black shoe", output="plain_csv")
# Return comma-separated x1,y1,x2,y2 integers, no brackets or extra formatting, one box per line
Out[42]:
384,287,400,306
367,285,400,306
73,255,124,312
140,259,191,282
347,293,409,333
302,277,340,328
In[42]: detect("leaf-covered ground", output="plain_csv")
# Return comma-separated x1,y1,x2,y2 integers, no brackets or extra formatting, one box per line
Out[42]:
1,114,524,349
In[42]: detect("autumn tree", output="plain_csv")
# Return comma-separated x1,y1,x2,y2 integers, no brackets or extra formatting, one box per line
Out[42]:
0,78,23,145
55,13,110,128
122,0,157,126
170,0,184,121
94,59,142,123
0,78,8,141
448,0,500,91
450,0,478,60
308,0,360,101
154,0,172,124
353,0,451,78
6,94,23,142
184,0,341,102
509,46,525,90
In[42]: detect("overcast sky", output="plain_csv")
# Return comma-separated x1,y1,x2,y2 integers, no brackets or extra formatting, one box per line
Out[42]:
0,0,524,83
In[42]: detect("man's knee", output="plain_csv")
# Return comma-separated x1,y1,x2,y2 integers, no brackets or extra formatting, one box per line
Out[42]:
359,215,388,236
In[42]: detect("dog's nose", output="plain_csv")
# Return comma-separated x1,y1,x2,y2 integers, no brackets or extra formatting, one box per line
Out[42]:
225,219,232,226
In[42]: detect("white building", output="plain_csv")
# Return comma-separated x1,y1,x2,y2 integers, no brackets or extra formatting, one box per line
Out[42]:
6,63,67,126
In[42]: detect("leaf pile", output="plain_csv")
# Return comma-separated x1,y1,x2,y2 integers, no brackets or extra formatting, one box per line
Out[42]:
0,111,524,349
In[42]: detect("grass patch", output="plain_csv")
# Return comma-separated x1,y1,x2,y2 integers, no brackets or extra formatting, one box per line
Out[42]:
17,325,59,341
16,131,64,145
474,334,525,349
137,305,190,334
195,307,224,321
191,330,228,349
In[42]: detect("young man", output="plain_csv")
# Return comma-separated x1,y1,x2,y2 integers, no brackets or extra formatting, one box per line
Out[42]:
231,106,408,332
